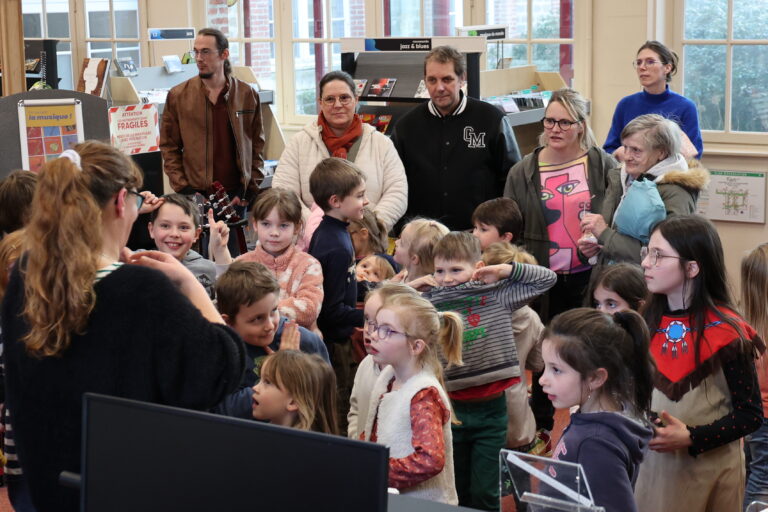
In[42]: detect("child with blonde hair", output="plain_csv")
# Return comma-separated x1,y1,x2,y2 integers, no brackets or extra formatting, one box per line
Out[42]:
393,218,449,283
348,282,420,439
481,242,546,451
362,292,463,504
741,243,768,509
209,187,323,330
252,350,339,435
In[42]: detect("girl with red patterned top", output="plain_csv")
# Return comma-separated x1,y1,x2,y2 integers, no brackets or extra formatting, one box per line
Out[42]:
361,292,463,504
634,215,764,512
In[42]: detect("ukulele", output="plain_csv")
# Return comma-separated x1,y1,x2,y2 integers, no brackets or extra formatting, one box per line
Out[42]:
196,181,249,255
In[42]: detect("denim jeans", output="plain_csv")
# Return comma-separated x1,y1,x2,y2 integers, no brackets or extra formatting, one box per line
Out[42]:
745,417,768,511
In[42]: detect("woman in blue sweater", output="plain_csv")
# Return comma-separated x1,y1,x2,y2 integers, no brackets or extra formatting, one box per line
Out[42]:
603,41,703,160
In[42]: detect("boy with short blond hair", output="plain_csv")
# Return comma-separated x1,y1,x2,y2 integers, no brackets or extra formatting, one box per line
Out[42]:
471,197,523,251
423,231,556,510
213,261,328,418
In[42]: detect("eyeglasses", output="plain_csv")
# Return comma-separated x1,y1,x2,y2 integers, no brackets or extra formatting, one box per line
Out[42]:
321,94,354,106
543,117,580,131
191,48,219,58
633,58,663,69
127,190,144,210
365,320,410,340
640,246,684,267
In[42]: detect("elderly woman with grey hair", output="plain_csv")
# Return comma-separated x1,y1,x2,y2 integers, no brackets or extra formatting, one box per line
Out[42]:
579,114,710,264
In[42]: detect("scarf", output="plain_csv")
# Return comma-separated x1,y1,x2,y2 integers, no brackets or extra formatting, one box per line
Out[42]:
318,112,363,159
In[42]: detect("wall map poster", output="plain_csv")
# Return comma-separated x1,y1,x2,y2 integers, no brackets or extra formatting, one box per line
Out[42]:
696,170,765,223
18,99,85,173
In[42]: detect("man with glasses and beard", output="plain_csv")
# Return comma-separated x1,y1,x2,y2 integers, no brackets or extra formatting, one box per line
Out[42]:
160,27,265,255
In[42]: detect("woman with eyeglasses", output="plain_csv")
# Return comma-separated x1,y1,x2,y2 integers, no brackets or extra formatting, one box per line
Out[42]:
603,40,703,160
579,114,709,266
272,70,407,244
0,141,246,512
504,88,620,322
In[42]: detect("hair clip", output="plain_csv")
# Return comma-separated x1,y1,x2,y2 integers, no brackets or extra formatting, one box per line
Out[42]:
59,149,82,170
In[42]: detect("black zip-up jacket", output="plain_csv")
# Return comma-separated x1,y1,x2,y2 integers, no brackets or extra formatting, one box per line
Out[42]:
391,95,521,230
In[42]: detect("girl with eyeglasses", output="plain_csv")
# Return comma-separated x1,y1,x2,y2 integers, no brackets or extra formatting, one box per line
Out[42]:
603,40,703,160
273,70,407,248
361,289,463,505
0,141,247,512
634,214,763,512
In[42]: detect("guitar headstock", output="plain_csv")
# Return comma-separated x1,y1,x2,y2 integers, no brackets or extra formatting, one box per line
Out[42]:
199,181,249,229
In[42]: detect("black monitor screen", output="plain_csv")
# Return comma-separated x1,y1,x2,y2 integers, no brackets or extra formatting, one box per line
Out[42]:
81,393,389,512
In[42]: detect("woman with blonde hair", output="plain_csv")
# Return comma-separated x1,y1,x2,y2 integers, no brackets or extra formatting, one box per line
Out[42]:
504,88,621,450
504,88,621,321
0,141,246,512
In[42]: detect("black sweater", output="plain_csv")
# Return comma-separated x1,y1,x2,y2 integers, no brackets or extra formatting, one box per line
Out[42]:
391,95,522,230
1,264,246,512
309,215,364,342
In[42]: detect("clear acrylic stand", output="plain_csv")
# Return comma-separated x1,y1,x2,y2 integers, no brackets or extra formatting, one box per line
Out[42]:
746,501,768,512
500,450,605,512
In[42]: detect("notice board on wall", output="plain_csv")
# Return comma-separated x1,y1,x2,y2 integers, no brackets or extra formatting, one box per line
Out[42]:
696,169,766,223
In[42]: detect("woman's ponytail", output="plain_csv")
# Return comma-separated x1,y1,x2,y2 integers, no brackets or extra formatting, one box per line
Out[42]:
21,141,142,357
22,157,102,356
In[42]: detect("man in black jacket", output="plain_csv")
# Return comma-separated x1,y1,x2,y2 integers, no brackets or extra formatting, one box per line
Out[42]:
391,46,521,231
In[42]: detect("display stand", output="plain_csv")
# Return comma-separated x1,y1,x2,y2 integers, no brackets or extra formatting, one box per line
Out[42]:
340,37,485,135
746,501,768,512
0,39,60,94
500,450,606,512
480,65,568,155
0,89,108,178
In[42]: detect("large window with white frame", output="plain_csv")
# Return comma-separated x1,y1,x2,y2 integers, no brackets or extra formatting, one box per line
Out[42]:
383,0,463,37
679,0,768,142
83,0,142,65
206,0,366,122
21,0,75,90
485,0,574,84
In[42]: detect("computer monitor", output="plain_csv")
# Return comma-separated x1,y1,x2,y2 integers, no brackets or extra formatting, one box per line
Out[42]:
81,393,389,512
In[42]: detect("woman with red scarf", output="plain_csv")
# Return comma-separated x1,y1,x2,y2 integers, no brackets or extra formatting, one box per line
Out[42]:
273,70,407,243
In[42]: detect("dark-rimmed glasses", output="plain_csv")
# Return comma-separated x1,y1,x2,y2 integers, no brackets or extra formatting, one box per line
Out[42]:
543,117,580,131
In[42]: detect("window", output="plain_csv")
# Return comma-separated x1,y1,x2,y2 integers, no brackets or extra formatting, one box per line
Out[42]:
383,0,463,37
485,0,574,85
209,0,366,122
680,0,768,137
84,0,141,65
206,0,276,94
22,0,74,90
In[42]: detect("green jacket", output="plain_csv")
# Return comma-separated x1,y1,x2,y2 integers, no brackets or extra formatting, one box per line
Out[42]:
503,146,621,270
597,161,710,264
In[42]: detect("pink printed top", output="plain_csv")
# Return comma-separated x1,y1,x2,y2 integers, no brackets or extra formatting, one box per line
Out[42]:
236,243,324,330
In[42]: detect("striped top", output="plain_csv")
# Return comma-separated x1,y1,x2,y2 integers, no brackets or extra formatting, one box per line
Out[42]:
423,262,557,392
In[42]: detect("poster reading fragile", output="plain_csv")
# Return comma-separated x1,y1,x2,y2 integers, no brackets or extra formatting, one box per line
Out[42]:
18,99,85,173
